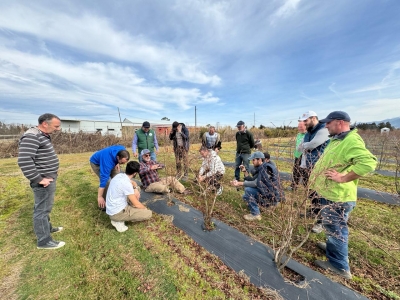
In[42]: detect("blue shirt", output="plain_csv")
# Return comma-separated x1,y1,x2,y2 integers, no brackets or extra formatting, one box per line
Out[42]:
90,145,125,188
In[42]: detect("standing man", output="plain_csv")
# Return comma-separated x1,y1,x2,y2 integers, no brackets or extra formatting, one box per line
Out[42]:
18,113,65,249
234,121,255,181
289,121,307,190
310,111,376,279
297,111,330,184
202,126,222,152
132,121,159,162
298,110,330,233
169,121,190,181
89,145,130,209
231,151,282,221
197,146,225,195
106,161,152,232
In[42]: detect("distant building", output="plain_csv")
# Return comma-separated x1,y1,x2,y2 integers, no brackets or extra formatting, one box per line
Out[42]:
60,119,129,136
381,127,390,134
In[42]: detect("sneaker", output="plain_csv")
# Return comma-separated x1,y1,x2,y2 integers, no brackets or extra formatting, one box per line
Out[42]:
50,227,63,233
111,220,128,232
243,214,262,221
315,260,352,279
216,186,223,196
37,240,66,250
312,223,324,233
317,241,327,252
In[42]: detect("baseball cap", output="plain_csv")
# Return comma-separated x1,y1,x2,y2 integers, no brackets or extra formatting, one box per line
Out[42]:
237,120,245,127
248,151,265,160
142,121,150,128
319,111,351,123
140,149,151,156
298,111,318,121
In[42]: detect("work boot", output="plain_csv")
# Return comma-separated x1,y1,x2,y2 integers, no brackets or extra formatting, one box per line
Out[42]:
243,214,262,221
315,260,352,280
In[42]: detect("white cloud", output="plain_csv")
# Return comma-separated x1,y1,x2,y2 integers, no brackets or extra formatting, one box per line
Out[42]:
270,0,302,25
0,3,221,85
0,47,219,114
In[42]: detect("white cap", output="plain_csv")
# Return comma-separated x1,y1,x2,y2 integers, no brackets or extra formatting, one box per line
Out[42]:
298,110,317,121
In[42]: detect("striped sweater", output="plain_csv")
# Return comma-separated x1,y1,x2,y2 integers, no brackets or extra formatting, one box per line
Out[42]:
18,127,59,183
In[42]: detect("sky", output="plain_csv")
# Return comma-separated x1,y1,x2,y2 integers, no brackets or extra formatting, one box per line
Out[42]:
1,0,400,128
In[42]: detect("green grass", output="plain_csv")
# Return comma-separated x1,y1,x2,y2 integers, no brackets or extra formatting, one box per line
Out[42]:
1,143,399,300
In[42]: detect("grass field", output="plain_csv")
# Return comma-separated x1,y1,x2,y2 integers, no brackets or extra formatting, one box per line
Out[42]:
1,141,399,299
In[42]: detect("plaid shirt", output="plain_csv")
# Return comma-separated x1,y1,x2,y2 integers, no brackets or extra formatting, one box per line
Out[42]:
139,160,161,188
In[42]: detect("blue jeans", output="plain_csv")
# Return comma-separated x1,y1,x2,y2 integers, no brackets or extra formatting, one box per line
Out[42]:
235,153,250,180
243,187,261,215
139,151,156,162
319,198,356,272
31,180,57,246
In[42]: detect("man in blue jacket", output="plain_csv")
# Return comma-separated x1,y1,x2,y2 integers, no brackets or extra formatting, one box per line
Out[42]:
231,151,282,221
90,145,130,209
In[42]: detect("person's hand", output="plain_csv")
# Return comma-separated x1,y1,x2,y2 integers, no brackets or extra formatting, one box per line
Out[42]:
133,153,138,158
98,196,106,208
39,177,53,187
151,164,160,170
239,165,246,172
230,180,239,187
325,169,345,183
115,164,121,172
198,175,205,182
156,149,159,154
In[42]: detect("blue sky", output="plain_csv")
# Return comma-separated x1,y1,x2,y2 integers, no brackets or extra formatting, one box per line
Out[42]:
0,0,399,127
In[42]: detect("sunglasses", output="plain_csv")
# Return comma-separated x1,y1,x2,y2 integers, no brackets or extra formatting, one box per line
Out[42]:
143,154,150,157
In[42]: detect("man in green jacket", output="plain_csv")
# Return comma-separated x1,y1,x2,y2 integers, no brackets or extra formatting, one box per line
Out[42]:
310,111,376,280
289,120,307,190
234,121,255,181
132,121,159,162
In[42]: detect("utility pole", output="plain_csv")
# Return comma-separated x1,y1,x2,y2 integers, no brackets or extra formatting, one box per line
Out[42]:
195,106,197,128
254,112,255,128
117,107,123,138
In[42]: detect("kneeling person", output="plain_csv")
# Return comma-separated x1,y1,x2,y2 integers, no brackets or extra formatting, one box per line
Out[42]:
106,161,152,232
197,146,225,195
139,149,189,194
231,151,282,221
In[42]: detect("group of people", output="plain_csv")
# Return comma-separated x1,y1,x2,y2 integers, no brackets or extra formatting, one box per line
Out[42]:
18,110,376,281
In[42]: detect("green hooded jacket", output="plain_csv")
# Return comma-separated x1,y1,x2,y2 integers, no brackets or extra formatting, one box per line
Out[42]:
310,129,377,202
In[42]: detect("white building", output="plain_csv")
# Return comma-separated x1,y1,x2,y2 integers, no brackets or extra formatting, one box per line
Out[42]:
60,119,132,136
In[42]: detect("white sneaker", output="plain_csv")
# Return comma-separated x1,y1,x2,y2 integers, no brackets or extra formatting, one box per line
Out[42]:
243,214,262,221
111,220,128,232
312,223,323,233
216,186,223,196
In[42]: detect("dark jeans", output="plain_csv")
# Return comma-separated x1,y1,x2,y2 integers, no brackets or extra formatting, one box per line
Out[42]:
31,180,57,246
174,146,189,177
234,153,250,180
319,198,356,271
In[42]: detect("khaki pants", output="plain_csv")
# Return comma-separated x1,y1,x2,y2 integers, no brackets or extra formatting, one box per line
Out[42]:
90,162,119,198
145,176,185,194
110,205,152,222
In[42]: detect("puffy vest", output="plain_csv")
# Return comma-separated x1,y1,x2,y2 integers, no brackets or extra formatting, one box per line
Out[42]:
256,161,282,203
136,129,156,152
303,123,330,168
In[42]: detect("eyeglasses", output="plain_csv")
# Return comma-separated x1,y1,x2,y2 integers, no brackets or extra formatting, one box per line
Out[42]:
143,154,150,157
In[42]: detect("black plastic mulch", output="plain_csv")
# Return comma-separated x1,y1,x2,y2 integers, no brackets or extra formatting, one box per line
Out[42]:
141,192,368,300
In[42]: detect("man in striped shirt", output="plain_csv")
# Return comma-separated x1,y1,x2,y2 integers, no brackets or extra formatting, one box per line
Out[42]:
18,113,65,250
